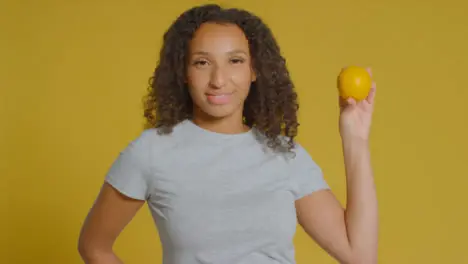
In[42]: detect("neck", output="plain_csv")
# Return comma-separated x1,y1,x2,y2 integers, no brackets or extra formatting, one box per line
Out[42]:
191,107,249,135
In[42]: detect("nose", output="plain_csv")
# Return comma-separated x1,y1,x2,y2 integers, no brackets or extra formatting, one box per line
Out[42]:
209,65,227,89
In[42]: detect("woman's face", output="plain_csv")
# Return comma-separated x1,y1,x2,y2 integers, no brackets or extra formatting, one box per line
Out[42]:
186,22,256,120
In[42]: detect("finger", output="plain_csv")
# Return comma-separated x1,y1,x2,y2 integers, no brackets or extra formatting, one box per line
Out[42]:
366,67,373,77
339,95,346,104
366,82,377,104
339,96,347,111
347,97,357,106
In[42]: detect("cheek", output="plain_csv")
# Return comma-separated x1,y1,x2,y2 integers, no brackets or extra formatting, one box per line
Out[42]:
187,71,209,95
232,68,253,93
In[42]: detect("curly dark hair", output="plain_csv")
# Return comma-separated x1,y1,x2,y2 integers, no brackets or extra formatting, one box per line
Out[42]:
144,4,299,152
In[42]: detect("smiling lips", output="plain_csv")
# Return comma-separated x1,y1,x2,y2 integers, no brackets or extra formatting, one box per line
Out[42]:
206,92,233,105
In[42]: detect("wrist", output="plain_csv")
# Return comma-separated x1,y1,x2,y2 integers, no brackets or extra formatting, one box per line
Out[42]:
341,136,370,148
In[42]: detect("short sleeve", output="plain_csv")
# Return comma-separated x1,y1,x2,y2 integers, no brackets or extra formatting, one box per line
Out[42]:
289,143,330,200
105,130,152,201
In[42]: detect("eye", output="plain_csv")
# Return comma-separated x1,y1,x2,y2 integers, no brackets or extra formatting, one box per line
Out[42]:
193,59,209,67
230,58,245,64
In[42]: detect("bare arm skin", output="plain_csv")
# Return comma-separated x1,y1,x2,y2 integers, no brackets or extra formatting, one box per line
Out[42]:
297,70,378,264
78,183,145,264
296,141,378,264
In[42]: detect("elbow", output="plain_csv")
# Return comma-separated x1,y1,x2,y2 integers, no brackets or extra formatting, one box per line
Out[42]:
78,236,111,263
77,234,86,258
77,238,94,262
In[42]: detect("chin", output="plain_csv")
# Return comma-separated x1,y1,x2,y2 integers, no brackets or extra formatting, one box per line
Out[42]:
198,103,239,119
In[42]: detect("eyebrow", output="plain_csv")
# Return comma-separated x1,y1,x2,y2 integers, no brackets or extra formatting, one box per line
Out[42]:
191,49,249,56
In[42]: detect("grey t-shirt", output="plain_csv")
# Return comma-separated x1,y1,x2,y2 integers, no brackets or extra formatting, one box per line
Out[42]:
105,119,329,264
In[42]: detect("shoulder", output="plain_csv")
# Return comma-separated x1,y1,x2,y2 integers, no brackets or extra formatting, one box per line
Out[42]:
277,138,328,199
123,128,158,153
292,142,314,161
275,135,313,158
126,121,195,159
133,120,191,145
278,137,321,171
255,133,317,164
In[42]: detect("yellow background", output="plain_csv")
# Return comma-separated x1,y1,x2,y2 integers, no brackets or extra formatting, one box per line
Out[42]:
3,0,467,263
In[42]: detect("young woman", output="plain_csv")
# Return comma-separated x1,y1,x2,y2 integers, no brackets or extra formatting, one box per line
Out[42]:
78,4,378,264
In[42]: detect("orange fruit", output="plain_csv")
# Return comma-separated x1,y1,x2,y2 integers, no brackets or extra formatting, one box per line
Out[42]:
337,66,372,101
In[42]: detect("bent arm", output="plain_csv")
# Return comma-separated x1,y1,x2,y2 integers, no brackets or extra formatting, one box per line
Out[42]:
78,182,145,264
296,141,378,264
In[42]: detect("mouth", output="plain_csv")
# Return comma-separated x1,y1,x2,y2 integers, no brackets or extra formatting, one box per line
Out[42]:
206,92,233,105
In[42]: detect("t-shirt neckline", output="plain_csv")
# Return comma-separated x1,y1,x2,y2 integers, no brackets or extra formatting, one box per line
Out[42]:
183,119,255,141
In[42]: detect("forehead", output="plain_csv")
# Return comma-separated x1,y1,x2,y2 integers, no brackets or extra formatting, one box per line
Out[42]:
189,23,250,54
